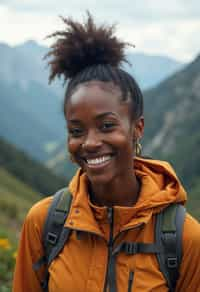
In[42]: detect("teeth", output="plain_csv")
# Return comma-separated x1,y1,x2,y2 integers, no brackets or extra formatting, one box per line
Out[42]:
86,155,111,165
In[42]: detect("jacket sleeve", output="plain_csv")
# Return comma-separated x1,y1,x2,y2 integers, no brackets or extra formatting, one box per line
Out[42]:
176,213,200,292
12,197,52,292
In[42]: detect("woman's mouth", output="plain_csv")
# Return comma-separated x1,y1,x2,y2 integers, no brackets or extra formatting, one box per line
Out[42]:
85,155,113,169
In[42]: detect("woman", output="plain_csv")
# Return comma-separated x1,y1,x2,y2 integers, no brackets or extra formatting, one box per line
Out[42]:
13,13,200,292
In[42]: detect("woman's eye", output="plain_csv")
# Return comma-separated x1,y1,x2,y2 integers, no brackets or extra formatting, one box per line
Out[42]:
69,128,83,137
101,122,115,131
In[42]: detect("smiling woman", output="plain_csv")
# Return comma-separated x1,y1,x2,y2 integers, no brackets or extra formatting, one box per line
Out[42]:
12,12,200,292
66,81,143,206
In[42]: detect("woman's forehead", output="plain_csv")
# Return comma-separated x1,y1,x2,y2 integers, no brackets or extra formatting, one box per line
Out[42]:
72,80,122,96
67,81,122,106
66,81,131,120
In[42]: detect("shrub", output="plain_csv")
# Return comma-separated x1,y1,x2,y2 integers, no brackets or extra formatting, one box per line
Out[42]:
0,237,17,292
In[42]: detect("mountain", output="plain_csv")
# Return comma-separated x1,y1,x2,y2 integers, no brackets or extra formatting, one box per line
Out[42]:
0,40,184,91
2,39,198,196
143,54,200,193
0,79,65,160
0,41,68,163
0,40,66,97
45,52,200,219
0,137,68,195
124,52,184,89
0,40,183,173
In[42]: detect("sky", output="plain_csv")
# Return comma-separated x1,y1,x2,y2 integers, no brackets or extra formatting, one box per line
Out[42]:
0,0,200,62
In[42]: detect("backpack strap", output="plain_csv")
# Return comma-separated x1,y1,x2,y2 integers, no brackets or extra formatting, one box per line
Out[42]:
155,204,186,292
43,188,72,258
33,187,73,291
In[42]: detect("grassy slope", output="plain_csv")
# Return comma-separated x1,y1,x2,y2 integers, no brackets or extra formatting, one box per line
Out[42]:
0,167,41,240
187,181,200,221
0,168,42,291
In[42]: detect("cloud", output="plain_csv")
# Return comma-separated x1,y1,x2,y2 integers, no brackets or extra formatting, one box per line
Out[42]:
0,0,200,61
2,0,200,21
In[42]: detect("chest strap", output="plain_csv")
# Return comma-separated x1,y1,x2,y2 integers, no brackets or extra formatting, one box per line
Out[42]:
107,242,161,292
113,242,162,256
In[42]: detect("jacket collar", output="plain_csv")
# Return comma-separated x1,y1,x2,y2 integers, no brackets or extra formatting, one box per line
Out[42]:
65,158,187,237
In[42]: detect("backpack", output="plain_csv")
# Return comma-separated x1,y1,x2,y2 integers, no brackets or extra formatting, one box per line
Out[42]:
33,188,186,292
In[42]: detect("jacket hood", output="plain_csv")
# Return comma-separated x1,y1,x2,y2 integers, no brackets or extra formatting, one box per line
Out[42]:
133,157,187,213
67,157,187,234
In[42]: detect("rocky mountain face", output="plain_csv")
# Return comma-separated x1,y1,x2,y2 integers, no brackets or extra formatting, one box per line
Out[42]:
143,54,200,190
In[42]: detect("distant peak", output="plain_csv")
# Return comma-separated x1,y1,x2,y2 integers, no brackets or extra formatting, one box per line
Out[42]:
24,40,38,46
0,42,11,50
15,40,46,51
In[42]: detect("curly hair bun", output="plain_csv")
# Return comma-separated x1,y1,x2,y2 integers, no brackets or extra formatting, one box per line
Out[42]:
45,11,132,84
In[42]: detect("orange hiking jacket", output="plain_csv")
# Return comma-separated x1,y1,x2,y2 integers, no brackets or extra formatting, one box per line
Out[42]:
13,158,200,292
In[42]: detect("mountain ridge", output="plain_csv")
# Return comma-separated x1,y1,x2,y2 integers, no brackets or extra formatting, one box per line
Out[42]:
0,40,184,90
143,54,200,191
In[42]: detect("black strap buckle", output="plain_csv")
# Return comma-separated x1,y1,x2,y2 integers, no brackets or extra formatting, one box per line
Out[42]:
125,242,139,255
167,257,178,268
47,232,58,245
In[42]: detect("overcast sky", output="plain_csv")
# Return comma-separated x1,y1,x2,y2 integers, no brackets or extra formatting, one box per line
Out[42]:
0,0,200,62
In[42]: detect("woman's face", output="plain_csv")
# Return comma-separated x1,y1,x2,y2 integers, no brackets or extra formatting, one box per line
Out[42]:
65,80,144,185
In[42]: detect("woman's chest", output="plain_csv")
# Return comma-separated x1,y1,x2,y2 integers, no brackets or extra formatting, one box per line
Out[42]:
48,232,168,292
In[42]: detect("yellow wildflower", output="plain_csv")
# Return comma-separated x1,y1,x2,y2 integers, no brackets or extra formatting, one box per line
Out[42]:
13,251,17,259
0,238,11,250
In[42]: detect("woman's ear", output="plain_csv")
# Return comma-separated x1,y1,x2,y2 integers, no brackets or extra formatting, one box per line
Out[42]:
132,116,144,141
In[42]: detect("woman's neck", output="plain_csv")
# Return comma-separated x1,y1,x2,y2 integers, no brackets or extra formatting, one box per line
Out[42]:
88,172,141,207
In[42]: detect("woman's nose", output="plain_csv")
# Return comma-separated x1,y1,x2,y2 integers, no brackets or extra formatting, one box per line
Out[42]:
82,130,102,150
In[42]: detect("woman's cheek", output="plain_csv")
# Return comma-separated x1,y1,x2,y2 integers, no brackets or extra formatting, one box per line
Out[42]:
68,137,79,152
68,138,84,166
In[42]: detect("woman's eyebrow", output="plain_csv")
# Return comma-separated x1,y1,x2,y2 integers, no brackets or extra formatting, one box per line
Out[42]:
68,112,118,123
67,119,82,124
95,112,118,120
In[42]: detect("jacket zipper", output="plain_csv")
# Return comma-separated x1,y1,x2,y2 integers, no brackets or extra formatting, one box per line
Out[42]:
68,217,143,292
128,271,134,292
104,207,114,292
103,214,144,292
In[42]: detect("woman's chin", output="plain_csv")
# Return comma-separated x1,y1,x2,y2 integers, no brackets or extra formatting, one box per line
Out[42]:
86,170,115,186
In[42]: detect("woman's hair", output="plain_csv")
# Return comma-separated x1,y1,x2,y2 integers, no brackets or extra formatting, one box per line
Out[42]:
45,12,143,120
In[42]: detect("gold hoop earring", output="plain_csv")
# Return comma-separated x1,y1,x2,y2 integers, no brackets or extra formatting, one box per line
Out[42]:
135,140,142,156
69,154,76,163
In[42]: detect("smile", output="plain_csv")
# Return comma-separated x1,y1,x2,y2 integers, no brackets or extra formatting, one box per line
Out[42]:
86,155,112,166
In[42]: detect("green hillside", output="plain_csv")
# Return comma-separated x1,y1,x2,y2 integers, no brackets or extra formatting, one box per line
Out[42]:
0,167,40,237
0,137,68,195
0,137,68,291
187,180,200,221
0,167,41,291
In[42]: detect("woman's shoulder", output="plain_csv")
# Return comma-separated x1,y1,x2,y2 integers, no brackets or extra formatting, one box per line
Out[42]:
24,195,53,231
183,212,200,248
176,212,200,290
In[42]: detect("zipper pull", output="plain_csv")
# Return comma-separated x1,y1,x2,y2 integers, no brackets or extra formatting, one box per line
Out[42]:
128,271,134,292
107,207,114,247
107,207,113,224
